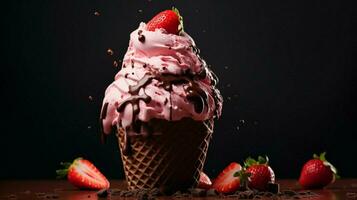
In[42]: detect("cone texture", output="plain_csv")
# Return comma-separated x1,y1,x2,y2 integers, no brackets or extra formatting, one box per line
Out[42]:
116,118,214,192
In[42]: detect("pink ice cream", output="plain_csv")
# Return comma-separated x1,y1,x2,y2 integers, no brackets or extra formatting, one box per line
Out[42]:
100,23,222,137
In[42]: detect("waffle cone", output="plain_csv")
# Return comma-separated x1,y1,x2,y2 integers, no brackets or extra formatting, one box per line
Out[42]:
116,118,214,192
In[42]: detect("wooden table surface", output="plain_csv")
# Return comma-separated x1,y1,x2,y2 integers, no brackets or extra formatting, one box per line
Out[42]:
0,179,357,200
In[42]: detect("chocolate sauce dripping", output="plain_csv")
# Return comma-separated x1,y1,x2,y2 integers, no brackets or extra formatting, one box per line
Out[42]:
158,74,208,114
185,82,208,114
191,42,222,117
104,44,222,154
116,74,154,155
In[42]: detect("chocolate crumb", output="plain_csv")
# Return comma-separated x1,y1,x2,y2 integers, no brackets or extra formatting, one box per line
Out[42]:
137,192,149,200
264,192,273,197
113,60,118,67
94,11,100,16
172,191,182,198
254,194,262,199
188,188,206,197
7,194,17,199
283,190,297,196
107,48,114,56
97,189,109,198
206,189,218,196
23,190,31,194
150,188,162,196
267,182,280,194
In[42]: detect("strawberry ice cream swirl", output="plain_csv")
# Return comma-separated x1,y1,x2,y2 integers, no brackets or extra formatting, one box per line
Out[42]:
100,23,223,136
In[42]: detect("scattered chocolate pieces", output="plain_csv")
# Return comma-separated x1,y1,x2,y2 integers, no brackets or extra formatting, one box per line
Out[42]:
188,188,206,197
7,194,17,199
93,186,320,200
44,193,59,199
23,190,31,195
106,188,161,200
267,182,280,194
113,60,119,67
107,48,114,56
206,188,218,196
97,189,109,198
347,192,357,198
94,11,100,16
283,190,297,196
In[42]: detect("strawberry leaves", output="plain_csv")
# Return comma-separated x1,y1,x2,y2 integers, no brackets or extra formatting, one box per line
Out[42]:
244,155,269,168
56,161,72,179
313,152,339,179
172,7,184,34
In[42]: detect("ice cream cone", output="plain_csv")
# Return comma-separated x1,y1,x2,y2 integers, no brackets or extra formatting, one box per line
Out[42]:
116,118,214,193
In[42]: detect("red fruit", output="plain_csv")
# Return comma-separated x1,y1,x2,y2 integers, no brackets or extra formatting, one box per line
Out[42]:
244,156,275,190
197,172,212,189
56,157,110,190
299,152,338,189
212,162,242,193
146,7,183,34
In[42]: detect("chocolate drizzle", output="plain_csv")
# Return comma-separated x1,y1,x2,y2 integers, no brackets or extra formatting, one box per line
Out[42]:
116,74,154,155
100,43,223,156
114,70,212,155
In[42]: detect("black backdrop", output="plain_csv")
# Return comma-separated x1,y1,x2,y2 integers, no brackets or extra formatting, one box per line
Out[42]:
2,1,356,179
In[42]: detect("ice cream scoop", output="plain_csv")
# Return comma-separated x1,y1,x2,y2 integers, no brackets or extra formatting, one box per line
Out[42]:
100,22,222,141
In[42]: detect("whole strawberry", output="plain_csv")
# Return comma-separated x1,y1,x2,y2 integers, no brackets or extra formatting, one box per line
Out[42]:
299,152,338,189
244,156,275,190
146,7,184,35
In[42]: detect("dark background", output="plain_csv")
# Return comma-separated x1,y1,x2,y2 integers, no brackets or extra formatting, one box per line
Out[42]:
2,1,356,179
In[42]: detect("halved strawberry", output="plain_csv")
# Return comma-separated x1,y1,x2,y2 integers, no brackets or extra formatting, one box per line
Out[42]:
146,7,184,35
56,157,110,190
211,162,242,193
197,172,212,189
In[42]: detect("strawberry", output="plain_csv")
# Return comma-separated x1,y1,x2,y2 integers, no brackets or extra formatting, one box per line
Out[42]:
244,156,275,190
197,172,212,189
299,152,338,189
56,157,110,190
146,7,184,35
211,162,242,193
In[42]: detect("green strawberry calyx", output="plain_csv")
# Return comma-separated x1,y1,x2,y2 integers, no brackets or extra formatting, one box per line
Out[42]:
55,157,82,179
244,155,269,168
233,169,251,190
313,152,340,179
172,7,184,34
